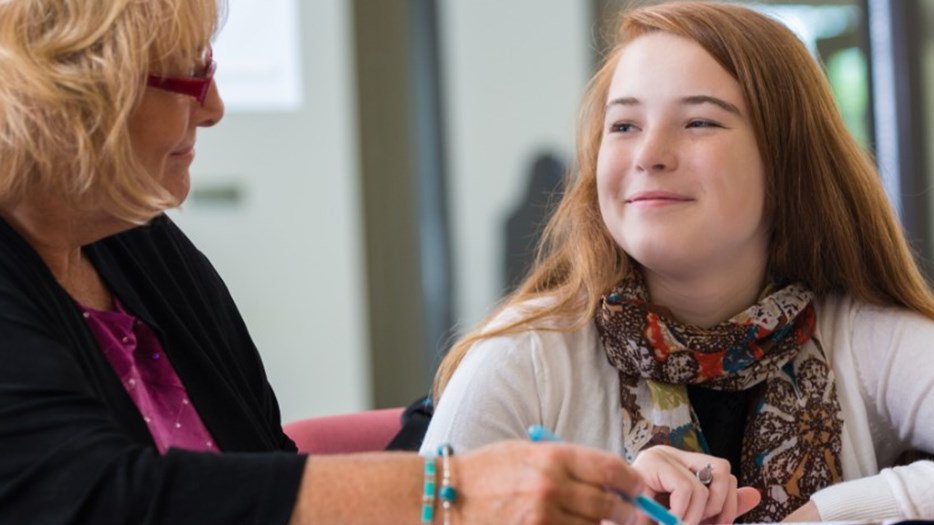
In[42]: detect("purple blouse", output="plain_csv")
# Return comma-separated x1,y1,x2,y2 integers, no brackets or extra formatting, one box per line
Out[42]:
79,299,219,454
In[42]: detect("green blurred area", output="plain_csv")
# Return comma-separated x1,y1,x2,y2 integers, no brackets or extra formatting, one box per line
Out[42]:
826,47,870,148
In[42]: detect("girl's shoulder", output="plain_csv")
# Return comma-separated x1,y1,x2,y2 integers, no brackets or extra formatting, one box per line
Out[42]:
816,293,934,336
467,296,607,375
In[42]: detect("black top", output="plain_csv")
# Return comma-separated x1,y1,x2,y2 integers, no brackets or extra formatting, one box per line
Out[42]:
688,385,757,477
0,215,306,525
387,395,433,451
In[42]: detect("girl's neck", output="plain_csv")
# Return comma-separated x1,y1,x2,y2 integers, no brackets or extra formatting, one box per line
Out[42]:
642,257,768,328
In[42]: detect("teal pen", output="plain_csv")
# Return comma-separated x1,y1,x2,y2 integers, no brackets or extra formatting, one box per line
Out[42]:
527,425,682,525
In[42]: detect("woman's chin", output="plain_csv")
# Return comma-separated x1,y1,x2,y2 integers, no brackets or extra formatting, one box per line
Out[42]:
159,171,191,207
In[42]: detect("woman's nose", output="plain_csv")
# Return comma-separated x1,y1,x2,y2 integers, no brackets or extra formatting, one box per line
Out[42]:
195,81,225,127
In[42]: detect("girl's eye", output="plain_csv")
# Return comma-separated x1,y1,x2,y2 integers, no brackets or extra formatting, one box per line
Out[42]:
609,122,635,133
687,120,721,129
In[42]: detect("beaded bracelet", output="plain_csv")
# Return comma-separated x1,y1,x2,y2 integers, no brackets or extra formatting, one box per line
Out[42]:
437,444,457,525
421,455,437,525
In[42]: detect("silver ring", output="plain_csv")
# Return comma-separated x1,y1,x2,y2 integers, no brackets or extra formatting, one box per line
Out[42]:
696,463,713,486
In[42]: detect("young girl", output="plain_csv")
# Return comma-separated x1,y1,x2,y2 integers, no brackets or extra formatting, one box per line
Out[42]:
423,2,934,523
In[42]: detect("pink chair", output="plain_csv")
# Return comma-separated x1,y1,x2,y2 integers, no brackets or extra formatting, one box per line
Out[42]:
283,407,405,454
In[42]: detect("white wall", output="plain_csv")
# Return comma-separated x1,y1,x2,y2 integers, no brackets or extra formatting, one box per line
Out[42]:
439,1,593,328
166,0,594,421
169,0,369,422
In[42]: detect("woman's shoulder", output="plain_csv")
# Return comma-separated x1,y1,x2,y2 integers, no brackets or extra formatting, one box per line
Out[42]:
94,214,214,278
89,215,234,317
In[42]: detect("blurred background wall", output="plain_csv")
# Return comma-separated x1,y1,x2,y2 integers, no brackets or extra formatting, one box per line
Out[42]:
172,0,934,422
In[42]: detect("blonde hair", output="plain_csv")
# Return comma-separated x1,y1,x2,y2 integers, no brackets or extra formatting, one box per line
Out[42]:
434,1,934,399
0,0,224,222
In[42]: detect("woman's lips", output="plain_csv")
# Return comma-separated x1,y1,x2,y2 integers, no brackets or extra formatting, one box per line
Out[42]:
171,145,195,158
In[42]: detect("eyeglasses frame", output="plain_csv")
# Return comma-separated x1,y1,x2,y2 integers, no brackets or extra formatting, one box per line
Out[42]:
145,49,216,105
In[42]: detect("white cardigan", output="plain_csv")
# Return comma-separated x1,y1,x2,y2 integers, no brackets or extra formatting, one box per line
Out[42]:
422,294,934,520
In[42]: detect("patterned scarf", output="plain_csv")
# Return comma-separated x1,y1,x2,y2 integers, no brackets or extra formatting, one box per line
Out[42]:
594,273,843,522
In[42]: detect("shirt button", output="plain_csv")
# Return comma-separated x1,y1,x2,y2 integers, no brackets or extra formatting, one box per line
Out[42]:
82,312,90,319
182,399,189,405
144,416,152,423
121,336,129,344
175,422,182,429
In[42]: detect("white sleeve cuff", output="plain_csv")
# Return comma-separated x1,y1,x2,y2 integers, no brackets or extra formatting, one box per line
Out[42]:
810,475,900,521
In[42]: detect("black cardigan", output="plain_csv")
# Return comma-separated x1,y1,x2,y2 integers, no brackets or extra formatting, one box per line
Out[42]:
0,215,306,525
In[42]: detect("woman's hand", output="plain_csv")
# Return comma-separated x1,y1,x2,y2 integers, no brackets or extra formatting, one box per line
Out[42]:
632,446,760,525
454,440,644,525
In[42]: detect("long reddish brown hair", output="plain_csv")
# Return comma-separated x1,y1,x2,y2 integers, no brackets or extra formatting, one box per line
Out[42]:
434,1,934,399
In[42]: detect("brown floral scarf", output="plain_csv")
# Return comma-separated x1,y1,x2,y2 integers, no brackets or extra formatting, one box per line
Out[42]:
594,274,843,522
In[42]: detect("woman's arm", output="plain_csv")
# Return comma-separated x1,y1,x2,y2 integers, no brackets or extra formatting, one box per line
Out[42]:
0,315,306,525
289,442,643,525
0,314,643,525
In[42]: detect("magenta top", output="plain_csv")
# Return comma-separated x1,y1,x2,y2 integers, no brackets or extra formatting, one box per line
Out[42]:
79,299,219,454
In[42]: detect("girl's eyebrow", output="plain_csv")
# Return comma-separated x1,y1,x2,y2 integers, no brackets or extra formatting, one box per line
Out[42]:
605,95,741,116
681,95,741,115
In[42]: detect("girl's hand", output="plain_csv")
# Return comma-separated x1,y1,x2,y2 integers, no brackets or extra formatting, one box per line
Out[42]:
783,501,820,522
631,445,761,524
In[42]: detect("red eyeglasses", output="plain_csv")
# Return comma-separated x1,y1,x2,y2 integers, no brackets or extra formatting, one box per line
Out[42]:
146,49,216,105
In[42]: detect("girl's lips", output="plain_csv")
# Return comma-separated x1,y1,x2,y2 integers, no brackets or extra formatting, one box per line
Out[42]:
625,191,693,204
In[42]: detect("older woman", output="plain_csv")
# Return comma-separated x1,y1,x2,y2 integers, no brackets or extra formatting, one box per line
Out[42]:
424,2,934,524
0,1,643,524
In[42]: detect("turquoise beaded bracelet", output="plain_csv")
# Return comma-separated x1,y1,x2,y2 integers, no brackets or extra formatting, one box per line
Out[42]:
421,455,437,524
437,444,457,525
